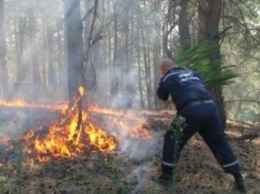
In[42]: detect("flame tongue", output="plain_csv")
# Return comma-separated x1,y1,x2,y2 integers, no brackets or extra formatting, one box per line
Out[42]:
1,86,152,163
85,124,116,152
22,113,117,162
0,98,68,111
17,86,116,163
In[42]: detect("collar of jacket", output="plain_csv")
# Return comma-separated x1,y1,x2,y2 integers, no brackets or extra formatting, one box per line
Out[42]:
162,67,189,82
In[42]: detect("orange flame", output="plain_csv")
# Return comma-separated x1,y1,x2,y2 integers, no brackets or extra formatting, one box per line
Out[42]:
85,124,116,152
0,86,152,163
0,98,68,111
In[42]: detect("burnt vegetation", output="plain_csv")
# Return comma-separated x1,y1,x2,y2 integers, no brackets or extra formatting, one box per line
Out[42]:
0,107,259,194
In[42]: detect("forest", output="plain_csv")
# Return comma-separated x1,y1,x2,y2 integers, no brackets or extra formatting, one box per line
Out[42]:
0,0,259,194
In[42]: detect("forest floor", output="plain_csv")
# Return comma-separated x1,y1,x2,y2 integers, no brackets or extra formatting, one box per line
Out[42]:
0,107,259,194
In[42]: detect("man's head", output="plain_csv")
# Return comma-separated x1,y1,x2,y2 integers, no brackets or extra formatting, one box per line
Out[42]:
160,59,177,75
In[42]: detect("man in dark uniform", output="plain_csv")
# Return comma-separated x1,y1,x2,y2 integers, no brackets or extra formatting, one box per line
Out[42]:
156,59,247,193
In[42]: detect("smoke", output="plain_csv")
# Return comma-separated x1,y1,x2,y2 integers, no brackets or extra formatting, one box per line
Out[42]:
86,60,162,166
127,161,154,194
2,2,164,189
119,131,161,160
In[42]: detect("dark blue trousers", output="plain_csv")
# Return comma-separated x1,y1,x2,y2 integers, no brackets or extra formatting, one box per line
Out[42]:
162,103,241,174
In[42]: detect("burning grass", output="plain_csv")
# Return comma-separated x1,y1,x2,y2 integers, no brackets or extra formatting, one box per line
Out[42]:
0,93,259,193
0,88,157,193
0,87,152,164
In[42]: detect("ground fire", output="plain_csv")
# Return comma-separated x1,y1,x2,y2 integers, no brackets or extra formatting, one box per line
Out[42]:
0,87,152,163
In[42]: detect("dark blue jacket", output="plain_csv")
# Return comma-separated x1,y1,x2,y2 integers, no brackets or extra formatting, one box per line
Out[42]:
157,67,212,112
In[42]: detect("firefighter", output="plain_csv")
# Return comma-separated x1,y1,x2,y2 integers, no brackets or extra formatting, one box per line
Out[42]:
156,59,247,193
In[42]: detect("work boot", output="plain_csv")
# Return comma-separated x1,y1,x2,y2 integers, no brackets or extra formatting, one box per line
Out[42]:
158,172,173,186
157,165,173,186
233,173,247,193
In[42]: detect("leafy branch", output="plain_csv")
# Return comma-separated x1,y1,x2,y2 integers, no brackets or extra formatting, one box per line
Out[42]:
176,41,238,88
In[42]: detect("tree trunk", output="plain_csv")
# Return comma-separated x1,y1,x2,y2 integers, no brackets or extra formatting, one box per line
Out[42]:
163,0,178,60
28,11,42,102
83,0,92,92
122,1,133,108
178,0,191,49
198,0,226,129
141,1,152,109
141,29,152,109
153,1,162,110
110,0,120,102
84,0,99,93
57,29,66,95
47,27,57,92
136,21,145,109
0,0,9,99
64,0,85,106
42,15,47,87
14,15,27,98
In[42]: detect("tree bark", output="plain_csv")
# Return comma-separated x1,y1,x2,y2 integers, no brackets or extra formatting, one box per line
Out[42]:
178,0,191,49
141,0,152,109
64,0,85,107
153,0,162,110
122,1,133,108
142,29,152,109
110,0,120,102
136,19,145,109
57,29,66,95
198,0,226,129
47,27,57,92
14,15,27,98
0,0,9,99
28,10,42,102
